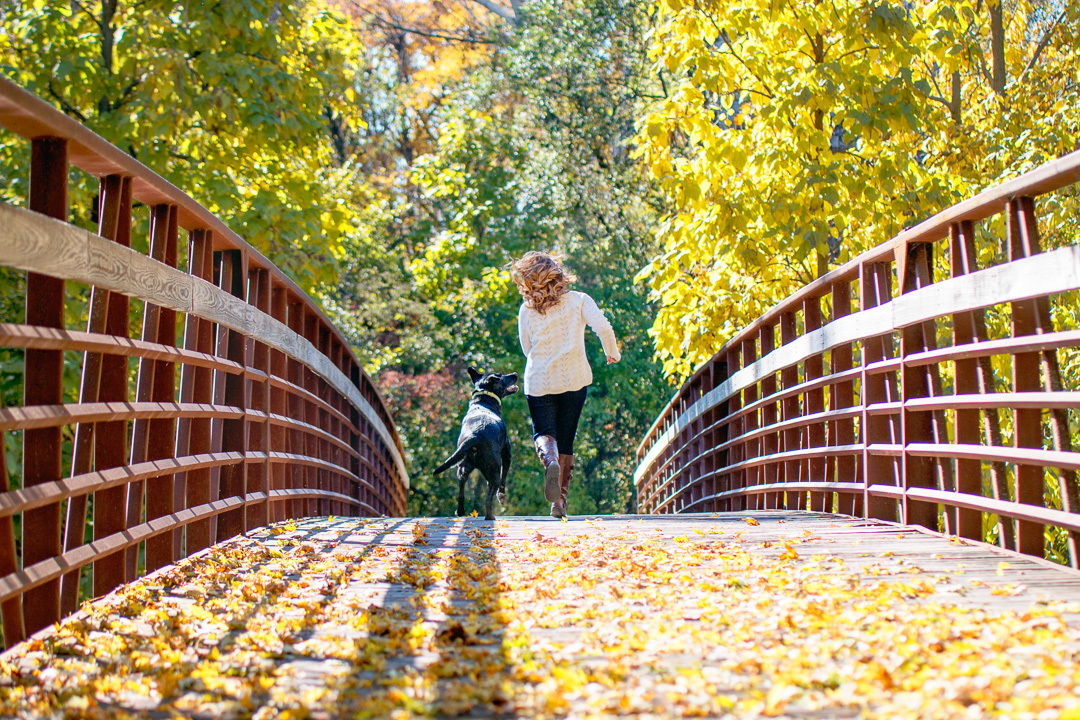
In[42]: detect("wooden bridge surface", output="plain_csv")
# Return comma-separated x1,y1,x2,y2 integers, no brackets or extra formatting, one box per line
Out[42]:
2,512,1080,718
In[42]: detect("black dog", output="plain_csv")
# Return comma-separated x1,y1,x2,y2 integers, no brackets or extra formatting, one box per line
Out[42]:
434,368,518,520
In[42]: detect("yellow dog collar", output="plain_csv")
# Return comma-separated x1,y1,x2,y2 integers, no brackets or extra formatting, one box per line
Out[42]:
471,390,502,405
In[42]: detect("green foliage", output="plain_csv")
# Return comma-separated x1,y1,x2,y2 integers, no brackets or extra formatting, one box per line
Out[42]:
330,0,673,516
0,0,669,520
0,0,367,289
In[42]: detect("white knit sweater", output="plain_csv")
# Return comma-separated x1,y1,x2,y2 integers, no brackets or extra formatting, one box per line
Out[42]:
518,290,622,396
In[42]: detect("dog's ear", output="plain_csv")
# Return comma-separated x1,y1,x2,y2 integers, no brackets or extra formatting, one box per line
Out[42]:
467,367,483,383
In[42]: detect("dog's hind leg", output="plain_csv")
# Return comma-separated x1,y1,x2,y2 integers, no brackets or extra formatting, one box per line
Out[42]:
483,465,499,521
497,444,511,506
456,463,472,517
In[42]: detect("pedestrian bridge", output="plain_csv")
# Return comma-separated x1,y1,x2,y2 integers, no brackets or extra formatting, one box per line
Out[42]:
1,77,1080,717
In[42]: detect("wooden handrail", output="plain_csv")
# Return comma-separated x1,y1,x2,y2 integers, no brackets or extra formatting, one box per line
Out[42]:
636,147,1080,571
636,151,1080,460
0,76,409,647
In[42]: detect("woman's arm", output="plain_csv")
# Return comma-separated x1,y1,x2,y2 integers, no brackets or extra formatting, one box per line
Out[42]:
581,293,621,363
518,304,532,356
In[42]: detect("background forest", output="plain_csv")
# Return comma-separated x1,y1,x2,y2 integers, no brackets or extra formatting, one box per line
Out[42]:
1,0,1078,518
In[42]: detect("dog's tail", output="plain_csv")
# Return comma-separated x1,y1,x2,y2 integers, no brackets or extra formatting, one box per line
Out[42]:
434,437,480,475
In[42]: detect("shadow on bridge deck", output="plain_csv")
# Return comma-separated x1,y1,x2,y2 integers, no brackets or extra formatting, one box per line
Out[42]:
1,511,1079,718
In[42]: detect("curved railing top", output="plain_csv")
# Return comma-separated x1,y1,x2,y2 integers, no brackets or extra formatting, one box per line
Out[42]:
0,76,408,477
637,148,1080,461
634,142,1080,569
0,75,415,647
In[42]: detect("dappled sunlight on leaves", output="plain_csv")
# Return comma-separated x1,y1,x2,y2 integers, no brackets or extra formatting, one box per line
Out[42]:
1,516,1079,718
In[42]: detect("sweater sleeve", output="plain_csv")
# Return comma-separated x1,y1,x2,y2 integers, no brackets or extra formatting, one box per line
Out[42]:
581,293,621,362
518,303,532,356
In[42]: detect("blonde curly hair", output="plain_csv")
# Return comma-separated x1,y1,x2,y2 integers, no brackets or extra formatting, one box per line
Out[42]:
509,251,575,314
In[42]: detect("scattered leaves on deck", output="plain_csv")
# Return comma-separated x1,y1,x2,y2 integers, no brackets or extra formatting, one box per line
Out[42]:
1,516,1079,719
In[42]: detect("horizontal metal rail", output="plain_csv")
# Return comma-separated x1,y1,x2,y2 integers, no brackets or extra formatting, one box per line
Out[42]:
636,148,1080,570
0,76,409,647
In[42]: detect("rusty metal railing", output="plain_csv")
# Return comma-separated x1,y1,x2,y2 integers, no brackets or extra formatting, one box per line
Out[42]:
635,149,1080,569
0,78,408,646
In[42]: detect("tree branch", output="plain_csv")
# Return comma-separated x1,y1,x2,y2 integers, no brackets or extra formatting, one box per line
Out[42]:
103,78,142,112
727,86,774,101
832,45,879,62
464,0,517,24
69,0,101,28
46,82,88,123
718,35,775,98
920,57,946,98
455,0,483,25
369,16,496,44
1013,2,1070,88
971,45,995,88
786,1,820,60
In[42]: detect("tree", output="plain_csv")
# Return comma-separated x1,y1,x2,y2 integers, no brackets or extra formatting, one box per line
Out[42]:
634,0,968,378
633,0,1080,380
330,0,673,516
0,0,368,288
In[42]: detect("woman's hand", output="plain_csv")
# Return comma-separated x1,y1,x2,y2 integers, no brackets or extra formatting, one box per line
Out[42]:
606,355,619,365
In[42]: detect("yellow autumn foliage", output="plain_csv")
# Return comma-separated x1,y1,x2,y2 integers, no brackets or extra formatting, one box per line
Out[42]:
635,0,1080,379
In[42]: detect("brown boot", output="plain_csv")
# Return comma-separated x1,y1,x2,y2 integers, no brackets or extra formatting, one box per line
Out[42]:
534,435,561,503
551,453,573,519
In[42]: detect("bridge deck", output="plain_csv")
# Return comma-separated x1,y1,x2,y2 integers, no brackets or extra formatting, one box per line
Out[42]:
2,512,1079,718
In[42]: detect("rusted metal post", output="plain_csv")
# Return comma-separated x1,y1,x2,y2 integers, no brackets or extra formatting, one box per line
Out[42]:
1008,196,1080,561
92,176,133,597
216,250,249,542
899,242,947,531
740,338,758,511
270,285,289,522
760,324,779,508
723,346,742,512
0,420,22,647
832,279,858,516
23,136,68,634
949,221,999,542
60,174,125,614
182,230,217,553
247,267,271,530
779,311,802,509
144,205,179,573
350,364,364,515
861,261,899,522
804,295,825,511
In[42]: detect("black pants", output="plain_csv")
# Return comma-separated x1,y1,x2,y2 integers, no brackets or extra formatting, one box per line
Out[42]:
527,387,587,456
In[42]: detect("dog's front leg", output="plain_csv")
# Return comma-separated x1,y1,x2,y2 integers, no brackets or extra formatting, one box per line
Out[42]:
497,444,511,506
456,464,469,517
484,470,498,521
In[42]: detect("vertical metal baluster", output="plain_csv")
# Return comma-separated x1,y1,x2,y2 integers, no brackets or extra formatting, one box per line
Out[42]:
724,346,742,512
832,280,857,515
92,177,133,597
804,295,825,511
760,323,778,508
60,174,124,614
23,137,68,634
779,311,801,510
216,249,249,542
144,205,179,573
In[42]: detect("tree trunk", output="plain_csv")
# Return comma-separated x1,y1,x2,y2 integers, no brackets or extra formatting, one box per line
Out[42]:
949,70,962,124
814,30,828,279
97,0,118,116
989,0,1006,95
